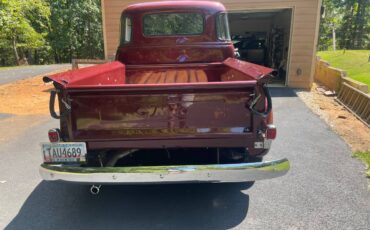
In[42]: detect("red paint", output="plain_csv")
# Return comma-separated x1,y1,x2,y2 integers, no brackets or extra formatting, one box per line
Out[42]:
44,62,125,88
45,60,269,89
44,1,276,158
116,1,235,65
222,58,274,80
124,1,226,12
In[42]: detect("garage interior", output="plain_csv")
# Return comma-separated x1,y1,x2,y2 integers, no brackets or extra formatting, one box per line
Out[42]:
228,9,292,85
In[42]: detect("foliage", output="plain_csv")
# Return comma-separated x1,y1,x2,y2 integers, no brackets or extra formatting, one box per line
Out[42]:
318,0,340,50
47,0,104,63
319,0,370,50
0,48,16,66
0,0,50,48
0,0,50,64
336,0,369,49
317,50,370,86
0,0,103,66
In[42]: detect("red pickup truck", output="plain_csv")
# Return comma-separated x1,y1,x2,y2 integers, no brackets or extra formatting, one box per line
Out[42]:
40,1,289,194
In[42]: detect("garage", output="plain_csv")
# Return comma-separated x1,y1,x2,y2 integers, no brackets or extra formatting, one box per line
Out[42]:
101,0,322,89
228,9,292,85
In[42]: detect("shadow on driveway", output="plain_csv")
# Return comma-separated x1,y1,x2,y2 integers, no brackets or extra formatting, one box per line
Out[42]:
6,182,251,230
270,87,298,97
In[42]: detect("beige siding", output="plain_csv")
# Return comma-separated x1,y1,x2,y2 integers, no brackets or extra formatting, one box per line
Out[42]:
102,0,322,88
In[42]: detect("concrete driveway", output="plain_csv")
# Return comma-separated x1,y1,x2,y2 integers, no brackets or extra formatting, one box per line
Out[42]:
0,64,70,85
0,88,369,229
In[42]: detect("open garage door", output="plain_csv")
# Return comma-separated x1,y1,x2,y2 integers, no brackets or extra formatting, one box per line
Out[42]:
228,9,292,85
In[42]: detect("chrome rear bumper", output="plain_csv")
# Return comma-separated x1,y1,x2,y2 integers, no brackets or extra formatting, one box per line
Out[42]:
39,158,289,184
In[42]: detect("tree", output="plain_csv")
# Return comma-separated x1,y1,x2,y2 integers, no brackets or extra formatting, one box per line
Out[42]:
319,0,369,50
335,0,369,49
0,0,50,65
352,0,369,48
0,0,104,66
319,0,342,50
47,0,104,63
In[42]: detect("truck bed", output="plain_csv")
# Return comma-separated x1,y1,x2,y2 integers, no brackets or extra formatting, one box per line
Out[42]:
45,58,272,151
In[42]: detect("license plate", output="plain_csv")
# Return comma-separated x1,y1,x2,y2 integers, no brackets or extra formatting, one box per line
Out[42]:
41,142,87,163
254,140,272,149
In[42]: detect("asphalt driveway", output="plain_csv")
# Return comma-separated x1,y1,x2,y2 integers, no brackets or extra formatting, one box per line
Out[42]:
0,88,369,229
0,64,70,85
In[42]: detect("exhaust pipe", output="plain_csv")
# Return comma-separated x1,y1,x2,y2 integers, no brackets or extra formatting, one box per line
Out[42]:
90,185,101,195
106,149,138,167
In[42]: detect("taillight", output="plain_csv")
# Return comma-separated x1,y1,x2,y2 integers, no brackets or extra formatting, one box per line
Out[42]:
266,124,277,140
48,129,61,143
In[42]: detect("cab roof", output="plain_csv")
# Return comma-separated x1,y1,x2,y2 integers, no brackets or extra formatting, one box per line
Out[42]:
124,1,226,13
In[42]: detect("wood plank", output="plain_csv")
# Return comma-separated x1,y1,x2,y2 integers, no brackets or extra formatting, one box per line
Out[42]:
165,70,177,83
196,70,208,82
137,71,153,84
189,70,197,83
146,72,161,84
176,70,188,83
157,72,166,84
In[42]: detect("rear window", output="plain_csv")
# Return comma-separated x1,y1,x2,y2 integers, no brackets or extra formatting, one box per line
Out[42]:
143,13,204,36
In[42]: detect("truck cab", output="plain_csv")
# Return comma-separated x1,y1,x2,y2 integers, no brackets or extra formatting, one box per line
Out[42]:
116,1,234,65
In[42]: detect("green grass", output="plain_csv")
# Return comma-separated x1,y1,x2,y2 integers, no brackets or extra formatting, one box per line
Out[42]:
353,151,370,178
317,50,370,87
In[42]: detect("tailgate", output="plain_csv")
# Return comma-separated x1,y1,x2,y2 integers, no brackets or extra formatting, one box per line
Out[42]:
64,82,256,147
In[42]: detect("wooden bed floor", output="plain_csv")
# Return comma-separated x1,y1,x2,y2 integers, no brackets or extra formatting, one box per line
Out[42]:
126,69,208,84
